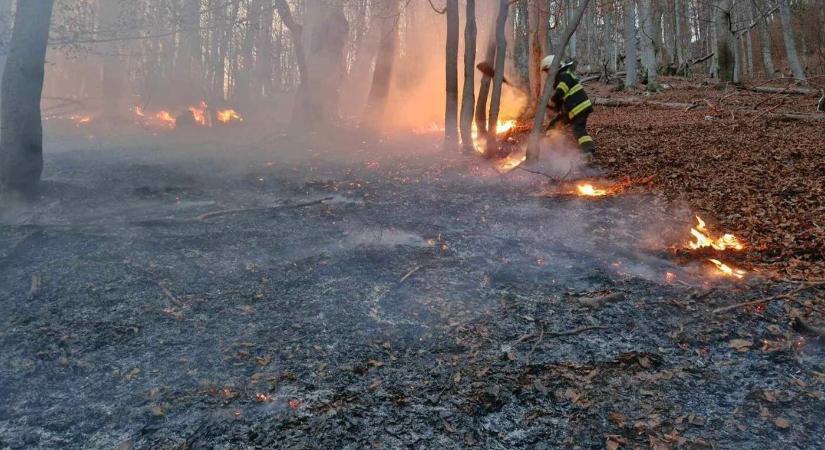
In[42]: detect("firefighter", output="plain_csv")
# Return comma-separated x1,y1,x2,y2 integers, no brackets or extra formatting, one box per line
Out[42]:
541,55,596,158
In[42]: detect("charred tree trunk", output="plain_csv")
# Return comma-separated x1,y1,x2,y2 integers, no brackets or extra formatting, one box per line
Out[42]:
0,0,55,195
527,0,592,161
444,0,459,151
99,0,128,120
475,15,498,138
364,0,400,122
487,0,509,152
459,0,477,152
527,0,545,101
778,0,806,82
624,0,638,89
256,0,275,98
235,0,259,103
176,0,203,102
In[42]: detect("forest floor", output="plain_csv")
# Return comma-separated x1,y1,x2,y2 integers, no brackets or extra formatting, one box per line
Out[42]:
0,80,824,449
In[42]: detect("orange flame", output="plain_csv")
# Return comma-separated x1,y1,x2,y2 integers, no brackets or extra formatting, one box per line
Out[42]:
708,258,746,278
688,216,744,251
188,101,209,127
576,184,609,197
217,108,242,123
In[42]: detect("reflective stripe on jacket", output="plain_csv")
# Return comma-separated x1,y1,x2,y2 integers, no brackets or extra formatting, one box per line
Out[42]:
551,70,593,119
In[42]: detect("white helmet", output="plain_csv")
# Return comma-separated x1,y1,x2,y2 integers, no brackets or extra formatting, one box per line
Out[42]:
541,55,555,71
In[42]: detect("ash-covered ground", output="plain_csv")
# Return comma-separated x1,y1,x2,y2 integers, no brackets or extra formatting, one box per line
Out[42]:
0,130,823,449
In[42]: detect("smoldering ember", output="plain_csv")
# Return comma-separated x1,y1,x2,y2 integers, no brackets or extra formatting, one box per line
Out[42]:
1,1,824,449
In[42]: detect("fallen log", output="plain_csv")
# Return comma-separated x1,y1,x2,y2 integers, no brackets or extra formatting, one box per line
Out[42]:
746,86,814,96
765,112,825,122
593,97,699,110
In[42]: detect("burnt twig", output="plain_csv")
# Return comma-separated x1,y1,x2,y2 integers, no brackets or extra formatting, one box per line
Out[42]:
713,281,825,314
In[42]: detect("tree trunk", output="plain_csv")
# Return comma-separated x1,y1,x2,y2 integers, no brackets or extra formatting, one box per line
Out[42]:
0,0,55,195
0,0,13,109
624,0,638,88
256,0,275,98
475,15,498,137
715,0,735,82
235,0,259,103
527,0,544,101
487,0,509,152
778,0,806,82
444,0,459,151
459,0,477,152
176,0,203,102
527,0,592,161
99,0,129,120
364,0,400,122
603,4,617,74
273,0,309,124
638,0,658,89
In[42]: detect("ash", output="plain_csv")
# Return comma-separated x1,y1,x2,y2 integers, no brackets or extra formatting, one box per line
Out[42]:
0,132,822,449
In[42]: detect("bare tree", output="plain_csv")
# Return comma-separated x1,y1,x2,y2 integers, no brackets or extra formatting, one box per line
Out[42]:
475,12,498,138
778,0,806,82
364,0,401,121
638,0,658,89
273,0,308,123
716,0,736,82
487,0,509,153
752,0,776,78
0,0,13,107
623,0,638,88
527,0,592,161
459,0,477,152
527,0,548,101
0,0,55,195
444,0,459,151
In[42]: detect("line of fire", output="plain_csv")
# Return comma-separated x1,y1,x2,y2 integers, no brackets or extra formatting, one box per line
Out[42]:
0,1,823,449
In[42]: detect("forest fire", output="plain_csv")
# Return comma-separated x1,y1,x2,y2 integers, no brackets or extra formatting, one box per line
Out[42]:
576,183,609,197
708,258,746,279
687,216,744,251
134,102,243,130
217,109,243,124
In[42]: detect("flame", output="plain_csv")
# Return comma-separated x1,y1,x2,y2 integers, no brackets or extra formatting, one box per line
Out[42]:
217,108,242,123
576,184,609,197
708,259,746,278
495,152,527,172
188,101,209,126
69,115,92,126
688,216,744,251
494,119,517,135
153,110,177,128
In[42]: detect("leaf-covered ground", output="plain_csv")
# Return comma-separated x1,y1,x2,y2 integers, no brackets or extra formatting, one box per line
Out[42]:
588,78,825,280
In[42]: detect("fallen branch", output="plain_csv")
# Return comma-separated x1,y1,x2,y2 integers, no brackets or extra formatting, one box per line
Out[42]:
765,112,825,122
746,86,814,96
594,97,699,110
196,197,333,221
400,265,423,283
713,281,825,314
545,325,608,338
577,292,625,308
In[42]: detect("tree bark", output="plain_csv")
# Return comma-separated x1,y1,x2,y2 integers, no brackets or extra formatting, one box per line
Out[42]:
623,0,638,89
777,0,806,82
475,15,498,137
0,0,13,109
0,0,55,195
527,0,592,161
176,0,203,101
638,0,658,89
444,0,459,151
364,0,400,122
459,0,477,152
527,0,545,101
752,0,775,78
256,0,275,98
487,0,509,152
273,0,309,124
715,0,736,82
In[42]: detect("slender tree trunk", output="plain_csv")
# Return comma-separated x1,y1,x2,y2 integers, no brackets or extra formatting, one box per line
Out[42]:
778,0,806,82
487,0,509,152
364,0,400,121
638,0,658,89
98,0,129,119
0,0,55,195
256,0,275,98
235,0,259,103
603,4,618,74
176,0,203,101
624,0,638,88
459,0,477,152
475,15,497,137
273,0,309,124
527,0,544,101
527,0,592,161
444,0,459,151
0,0,14,109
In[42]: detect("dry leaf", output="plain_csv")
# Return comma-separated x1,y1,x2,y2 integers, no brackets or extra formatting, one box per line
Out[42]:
125,367,141,381
728,339,753,352
762,390,777,403
774,417,791,429
150,404,165,416
605,434,626,450
609,411,626,427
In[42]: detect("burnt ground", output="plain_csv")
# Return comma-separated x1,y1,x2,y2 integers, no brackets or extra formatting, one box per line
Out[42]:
1,124,824,450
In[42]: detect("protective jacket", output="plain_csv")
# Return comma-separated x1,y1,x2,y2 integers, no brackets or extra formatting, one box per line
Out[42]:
551,69,593,120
